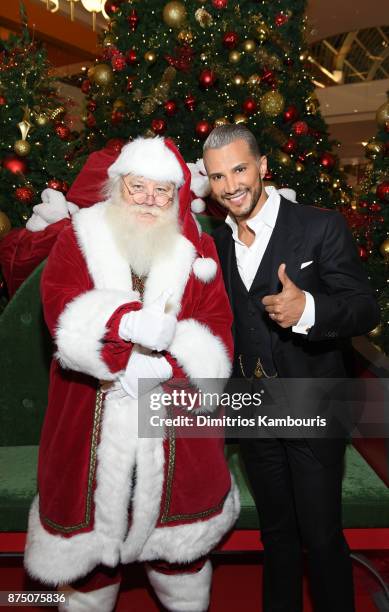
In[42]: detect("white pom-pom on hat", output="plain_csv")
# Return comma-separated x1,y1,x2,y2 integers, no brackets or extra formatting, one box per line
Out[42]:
107,136,185,186
191,198,206,214
193,257,217,283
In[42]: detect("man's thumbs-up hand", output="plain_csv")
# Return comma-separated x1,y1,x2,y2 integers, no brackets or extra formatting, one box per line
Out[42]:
119,289,177,351
262,264,306,328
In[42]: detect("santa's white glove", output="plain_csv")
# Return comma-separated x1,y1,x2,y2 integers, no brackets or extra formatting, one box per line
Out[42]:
120,349,173,399
26,188,79,232
119,290,176,352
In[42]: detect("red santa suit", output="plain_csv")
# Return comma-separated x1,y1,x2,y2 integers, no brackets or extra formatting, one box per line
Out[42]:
24,138,240,594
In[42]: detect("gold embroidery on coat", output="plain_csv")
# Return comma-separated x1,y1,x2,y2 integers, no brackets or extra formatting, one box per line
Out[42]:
41,388,104,533
160,408,227,524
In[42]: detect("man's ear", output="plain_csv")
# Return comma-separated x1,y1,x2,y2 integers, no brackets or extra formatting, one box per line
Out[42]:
258,155,267,179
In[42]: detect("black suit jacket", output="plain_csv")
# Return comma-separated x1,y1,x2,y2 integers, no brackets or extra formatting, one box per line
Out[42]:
213,197,380,463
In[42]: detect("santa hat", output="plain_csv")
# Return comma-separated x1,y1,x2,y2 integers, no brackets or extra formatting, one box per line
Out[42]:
107,136,185,186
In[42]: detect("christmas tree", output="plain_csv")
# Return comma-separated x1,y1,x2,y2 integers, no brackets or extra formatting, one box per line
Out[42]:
0,5,84,236
350,95,389,354
82,0,349,209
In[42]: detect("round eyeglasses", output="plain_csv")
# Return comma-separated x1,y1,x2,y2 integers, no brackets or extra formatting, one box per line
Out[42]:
122,178,173,207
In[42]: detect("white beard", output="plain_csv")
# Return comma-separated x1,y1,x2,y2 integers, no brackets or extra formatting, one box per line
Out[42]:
105,193,180,277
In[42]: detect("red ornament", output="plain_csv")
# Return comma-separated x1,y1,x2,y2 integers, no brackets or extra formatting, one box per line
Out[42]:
47,179,62,191
55,124,71,140
104,0,122,15
358,245,368,261
86,113,96,128
151,118,167,135
298,153,306,163
111,110,125,125
274,12,289,27
126,76,135,91
164,100,178,116
87,100,97,112
126,49,138,65
319,152,336,171
262,68,275,85
212,0,227,7
0,95,6,105
15,186,34,204
112,54,126,71
376,180,389,202
223,32,239,49
292,121,309,136
128,9,139,31
359,200,369,209
283,105,298,122
242,98,257,115
195,120,212,139
2,156,28,174
282,138,298,154
81,79,91,94
369,202,382,212
184,94,196,112
199,69,217,88
106,138,125,152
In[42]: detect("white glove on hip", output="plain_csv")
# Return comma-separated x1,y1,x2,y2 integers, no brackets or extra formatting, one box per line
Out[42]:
119,290,176,352
120,349,173,399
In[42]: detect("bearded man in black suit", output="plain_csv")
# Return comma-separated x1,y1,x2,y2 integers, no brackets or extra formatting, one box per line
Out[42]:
203,125,380,612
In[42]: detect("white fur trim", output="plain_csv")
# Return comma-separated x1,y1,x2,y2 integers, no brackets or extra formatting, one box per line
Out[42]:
67,202,79,215
146,559,212,612
58,583,120,612
192,257,217,283
72,203,133,292
107,137,184,186
191,198,206,214
169,319,232,380
55,288,139,381
139,482,240,564
188,160,211,198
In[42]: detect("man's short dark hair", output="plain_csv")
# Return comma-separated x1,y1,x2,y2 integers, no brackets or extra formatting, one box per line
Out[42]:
203,125,260,159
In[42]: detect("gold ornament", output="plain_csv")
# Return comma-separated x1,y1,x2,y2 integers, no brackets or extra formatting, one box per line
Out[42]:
234,114,248,124
144,50,157,64
276,151,292,166
17,119,32,140
260,90,285,117
177,29,193,44
319,172,330,184
306,95,319,115
376,101,389,128
87,66,95,80
365,139,384,160
368,323,383,338
0,211,11,239
247,73,261,87
200,53,208,62
242,39,256,53
379,238,389,258
113,99,126,110
256,22,269,44
195,7,212,27
92,64,114,87
229,50,241,64
34,113,49,127
103,34,116,47
162,1,187,28
232,74,245,86
14,139,31,157
50,106,66,121
214,117,229,127
296,161,305,172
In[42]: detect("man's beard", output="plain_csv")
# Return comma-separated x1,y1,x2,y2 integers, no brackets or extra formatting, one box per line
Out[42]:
222,179,262,220
105,193,180,277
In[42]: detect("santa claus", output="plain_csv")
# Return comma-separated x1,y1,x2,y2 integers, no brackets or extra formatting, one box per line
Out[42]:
24,136,240,611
